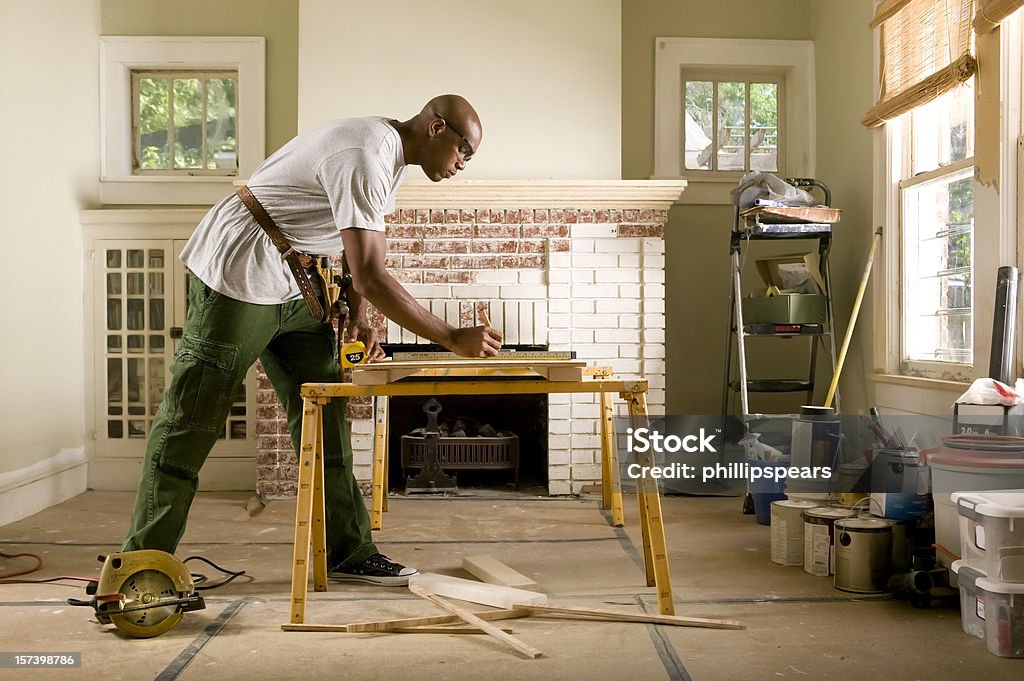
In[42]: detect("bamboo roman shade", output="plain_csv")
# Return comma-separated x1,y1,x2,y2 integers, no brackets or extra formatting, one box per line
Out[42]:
862,0,976,128
974,0,1024,32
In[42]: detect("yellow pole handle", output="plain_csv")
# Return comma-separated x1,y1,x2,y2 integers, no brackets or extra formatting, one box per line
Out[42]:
824,227,883,409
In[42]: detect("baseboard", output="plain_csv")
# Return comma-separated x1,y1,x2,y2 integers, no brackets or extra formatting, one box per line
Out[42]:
0,448,88,527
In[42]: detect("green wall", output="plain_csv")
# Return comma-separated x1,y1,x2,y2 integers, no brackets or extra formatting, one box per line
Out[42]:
101,0,298,155
622,0,875,416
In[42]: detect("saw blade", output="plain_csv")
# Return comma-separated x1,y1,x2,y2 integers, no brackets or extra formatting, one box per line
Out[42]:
107,569,183,637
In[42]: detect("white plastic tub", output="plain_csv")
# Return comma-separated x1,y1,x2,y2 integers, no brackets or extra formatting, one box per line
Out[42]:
952,559,987,639
953,490,1024,583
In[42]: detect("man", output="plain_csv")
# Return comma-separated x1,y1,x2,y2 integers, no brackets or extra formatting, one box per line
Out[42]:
123,94,503,585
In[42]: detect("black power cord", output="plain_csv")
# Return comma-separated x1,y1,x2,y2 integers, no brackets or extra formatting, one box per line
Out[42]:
182,555,250,590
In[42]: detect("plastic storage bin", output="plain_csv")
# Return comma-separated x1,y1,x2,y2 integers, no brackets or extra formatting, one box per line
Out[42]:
952,490,1024,583
952,559,987,639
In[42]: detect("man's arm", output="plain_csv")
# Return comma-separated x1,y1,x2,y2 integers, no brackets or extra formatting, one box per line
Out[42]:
340,228,502,357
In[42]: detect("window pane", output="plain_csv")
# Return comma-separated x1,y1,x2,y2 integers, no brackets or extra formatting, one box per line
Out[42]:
684,81,714,170
750,83,778,172
912,79,974,174
138,77,169,170
207,77,238,171
717,82,746,171
172,78,203,169
902,168,974,364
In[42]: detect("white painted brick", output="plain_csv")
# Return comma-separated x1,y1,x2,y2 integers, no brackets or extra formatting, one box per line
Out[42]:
647,374,666,389
644,298,665,314
548,269,571,284
547,329,571,345
405,284,452,298
618,285,641,298
645,329,665,343
475,269,519,284
571,450,596,464
548,465,571,480
644,269,666,283
643,283,666,298
549,401,571,413
518,270,546,285
572,269,595,284
644,254,666,268
571,433,602,449
457,285,500,299
644,314,666,329
618,254,641,268
548,253,572,269
571,239,596,254
576,314,620,328
548,480,572,495
499,285,548,299
572,284,620,299
352,435,373,451
602,329,642,343
618,345,641,359
548,314,572,329
597,299,641,314
571,299,595,314
573,253,620,269
649,389,666,404
570,224,618,238
572,463,603,480
548,449,570,465
548,298,570,313
549,435,571,449
596,269,642,284
601,239,642,253
351,420,374,436
642,344,666,358
549,420,571,435
571,393,597,404
644,359,666,374
571,343,620,359
571,404,601,419
644,239,666,253
386,319,402,343
610,359,643,375
571,419,597,434
571,329,595,344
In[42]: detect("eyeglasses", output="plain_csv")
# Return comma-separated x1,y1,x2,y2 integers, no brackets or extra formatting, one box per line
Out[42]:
441,118,475,162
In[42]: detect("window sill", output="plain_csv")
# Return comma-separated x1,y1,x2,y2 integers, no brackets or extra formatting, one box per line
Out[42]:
100,176,244,205
870,372,970,392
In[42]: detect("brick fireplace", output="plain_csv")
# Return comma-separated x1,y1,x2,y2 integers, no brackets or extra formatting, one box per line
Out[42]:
254,179,685,498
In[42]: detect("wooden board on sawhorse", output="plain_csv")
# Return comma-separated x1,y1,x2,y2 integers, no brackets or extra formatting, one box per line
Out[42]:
284,377,675,628
350,358,587,385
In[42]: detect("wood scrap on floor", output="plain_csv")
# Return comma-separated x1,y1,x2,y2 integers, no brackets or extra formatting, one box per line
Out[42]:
462,555,540,591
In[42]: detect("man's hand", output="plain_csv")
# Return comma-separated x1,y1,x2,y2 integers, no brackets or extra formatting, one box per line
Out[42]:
449,323,503,358
347,319,386,361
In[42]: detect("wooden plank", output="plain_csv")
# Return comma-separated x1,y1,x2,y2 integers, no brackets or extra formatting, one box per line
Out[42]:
343,608,531,632
287,398,321,625
410,585,543,659
462,555,539,591
514,603,744,630
282,624,515,634
301,379,648,399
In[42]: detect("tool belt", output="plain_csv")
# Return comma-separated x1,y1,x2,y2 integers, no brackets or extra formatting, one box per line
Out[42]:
236,186,350,324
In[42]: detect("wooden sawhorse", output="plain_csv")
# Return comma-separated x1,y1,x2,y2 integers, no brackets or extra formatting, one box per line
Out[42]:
285,376,675,630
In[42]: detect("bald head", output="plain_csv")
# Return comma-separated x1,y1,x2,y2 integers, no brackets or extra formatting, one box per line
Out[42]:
421,94,482,149
393,94,482,182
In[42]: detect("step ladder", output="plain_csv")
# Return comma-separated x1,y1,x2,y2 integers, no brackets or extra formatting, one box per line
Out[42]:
721,178,841,432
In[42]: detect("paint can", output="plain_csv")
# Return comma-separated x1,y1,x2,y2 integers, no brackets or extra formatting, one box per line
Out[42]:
834,462,869,507
834,517,893,593
770,499,820,566
788,406,840,500
803,506,856,576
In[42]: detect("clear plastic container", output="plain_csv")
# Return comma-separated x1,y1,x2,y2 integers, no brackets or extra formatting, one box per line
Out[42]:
953,490,1024,582
951,559,987,639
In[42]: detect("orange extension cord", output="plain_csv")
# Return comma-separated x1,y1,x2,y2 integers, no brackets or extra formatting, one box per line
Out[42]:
0,551,97,585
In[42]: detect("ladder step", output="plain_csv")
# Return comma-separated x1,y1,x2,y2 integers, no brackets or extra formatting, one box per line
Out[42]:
743,324,827,336
733,379,814,393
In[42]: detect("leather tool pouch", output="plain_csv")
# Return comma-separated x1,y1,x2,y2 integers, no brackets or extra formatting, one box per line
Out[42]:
236,185,351,324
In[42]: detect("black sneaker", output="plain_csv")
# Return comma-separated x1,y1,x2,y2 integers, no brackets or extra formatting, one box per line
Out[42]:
329,553,419,586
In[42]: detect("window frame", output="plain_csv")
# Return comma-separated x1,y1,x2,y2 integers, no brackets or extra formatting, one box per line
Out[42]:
653,37,815,205
99,36,265,205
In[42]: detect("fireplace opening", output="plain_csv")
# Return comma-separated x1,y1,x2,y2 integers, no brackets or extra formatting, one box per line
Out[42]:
382,343,550,493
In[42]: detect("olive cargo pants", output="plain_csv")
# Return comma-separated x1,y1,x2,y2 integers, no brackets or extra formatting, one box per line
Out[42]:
123,274,377,570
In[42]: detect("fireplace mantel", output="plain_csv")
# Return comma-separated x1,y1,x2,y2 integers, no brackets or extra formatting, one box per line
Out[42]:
395,179,686,209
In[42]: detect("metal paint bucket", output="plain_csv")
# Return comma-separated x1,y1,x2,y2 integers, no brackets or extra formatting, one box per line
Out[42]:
770,500,820,566
803,506,856,576
834,517,893,593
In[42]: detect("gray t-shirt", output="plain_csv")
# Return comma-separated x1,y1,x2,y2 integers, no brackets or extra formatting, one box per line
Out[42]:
181,116,407,304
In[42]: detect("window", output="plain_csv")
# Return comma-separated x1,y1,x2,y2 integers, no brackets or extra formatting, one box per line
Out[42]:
99,37,265,204
133,70,238,175
683,73,782,174
654,38,814,204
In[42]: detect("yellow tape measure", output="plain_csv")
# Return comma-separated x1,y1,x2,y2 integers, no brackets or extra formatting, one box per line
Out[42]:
341,341,367,368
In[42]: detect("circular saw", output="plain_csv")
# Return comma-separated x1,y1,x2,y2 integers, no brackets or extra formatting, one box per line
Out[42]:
73,550,205,638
